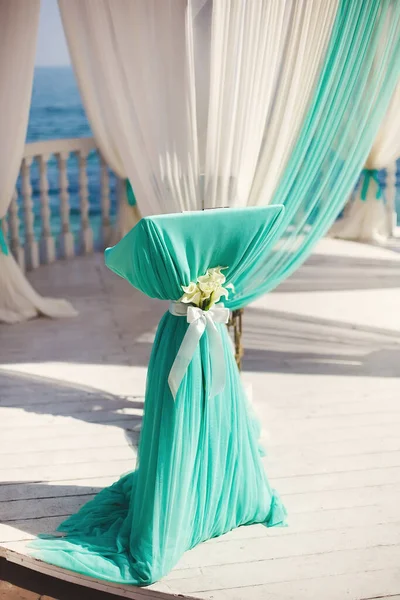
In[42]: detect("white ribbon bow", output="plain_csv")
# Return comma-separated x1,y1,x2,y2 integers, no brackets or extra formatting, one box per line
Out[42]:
168,302,230,400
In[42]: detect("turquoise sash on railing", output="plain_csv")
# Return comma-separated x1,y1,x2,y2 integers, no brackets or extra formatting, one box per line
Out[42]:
0,219,9,255
126,179,137,207
360,169,382,201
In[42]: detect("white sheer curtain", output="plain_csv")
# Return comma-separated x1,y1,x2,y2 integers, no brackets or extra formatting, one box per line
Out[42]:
331,81,400,243
59,0,338,218
0,0,76,323
58,0,140,238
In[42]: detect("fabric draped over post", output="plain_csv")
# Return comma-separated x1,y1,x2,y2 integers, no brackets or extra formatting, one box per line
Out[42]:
29,206,288,585
330,81,400,243
59,0,400,305
0,0,77,324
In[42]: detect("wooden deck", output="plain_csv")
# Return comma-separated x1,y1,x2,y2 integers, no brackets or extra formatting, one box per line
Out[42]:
1,240,400,600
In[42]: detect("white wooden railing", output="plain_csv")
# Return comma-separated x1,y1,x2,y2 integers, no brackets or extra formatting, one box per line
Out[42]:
3,137,122,272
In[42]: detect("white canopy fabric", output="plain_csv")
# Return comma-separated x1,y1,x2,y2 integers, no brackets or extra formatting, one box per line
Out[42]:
59,0,339,215
331,81,400,243
0,0,76,323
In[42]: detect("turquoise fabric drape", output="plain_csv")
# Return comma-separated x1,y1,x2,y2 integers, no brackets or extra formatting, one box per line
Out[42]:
30,206,287,585
227,0,400,309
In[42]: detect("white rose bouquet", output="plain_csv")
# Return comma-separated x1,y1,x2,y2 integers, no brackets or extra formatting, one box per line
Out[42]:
179,266,233,311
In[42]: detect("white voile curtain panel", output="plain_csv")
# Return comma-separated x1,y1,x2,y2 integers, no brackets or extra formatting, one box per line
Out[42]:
59,0,338,216
331,81,400,243
58,0,140,238
0,0,76,323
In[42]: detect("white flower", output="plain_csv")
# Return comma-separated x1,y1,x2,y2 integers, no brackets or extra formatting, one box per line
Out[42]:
180,281,202,306
180,266,232,310
198,266,227,286
197,279,216,300
209,286,229,306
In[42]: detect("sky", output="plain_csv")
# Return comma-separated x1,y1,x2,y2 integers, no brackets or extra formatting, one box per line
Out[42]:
35,0,71,66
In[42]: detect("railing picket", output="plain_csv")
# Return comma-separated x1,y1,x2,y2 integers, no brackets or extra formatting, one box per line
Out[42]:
8,189,24,270
77,150,93,254
38,154,56,264
21,157,39,270
57,151,75,258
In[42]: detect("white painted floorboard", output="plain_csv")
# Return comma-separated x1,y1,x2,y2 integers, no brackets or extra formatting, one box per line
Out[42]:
1,240,400,599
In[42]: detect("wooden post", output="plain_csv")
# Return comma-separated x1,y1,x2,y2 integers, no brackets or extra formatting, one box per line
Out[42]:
57,151,75,258
77,150,93,254
21,157,39,270
38,154,56,264
228,308,244,370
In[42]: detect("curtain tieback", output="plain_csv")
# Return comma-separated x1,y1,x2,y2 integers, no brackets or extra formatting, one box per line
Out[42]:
0,219,9,256
361,169,382,201
168,302,230,400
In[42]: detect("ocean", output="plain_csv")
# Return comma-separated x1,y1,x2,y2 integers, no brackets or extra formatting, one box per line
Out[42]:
24,66,118,249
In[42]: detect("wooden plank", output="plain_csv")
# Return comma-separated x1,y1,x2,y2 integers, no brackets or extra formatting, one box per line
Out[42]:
0,518,68,544
193,569,400,600
0,416,140,441
165,546,400,594
270,434,400,458
0,446,136,470
275,466,400,493
283,484,400,512
265,422,400,445
0,477,116,502
1,410,143,428
1,494,95,522
265,451,400,480
0,401,144,421
0,435,135,455
0,460,135,484
0,422,140,444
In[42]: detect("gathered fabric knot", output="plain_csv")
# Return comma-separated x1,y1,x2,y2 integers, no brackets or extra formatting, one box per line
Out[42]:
361,169,382,202
168,302,230,400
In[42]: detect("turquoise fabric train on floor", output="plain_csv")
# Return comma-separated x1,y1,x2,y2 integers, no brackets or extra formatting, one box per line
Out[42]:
29,207,287,585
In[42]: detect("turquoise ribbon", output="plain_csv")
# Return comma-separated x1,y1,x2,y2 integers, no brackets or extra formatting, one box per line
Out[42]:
126,179,137,207
360,169,382,202
0,219,9,256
